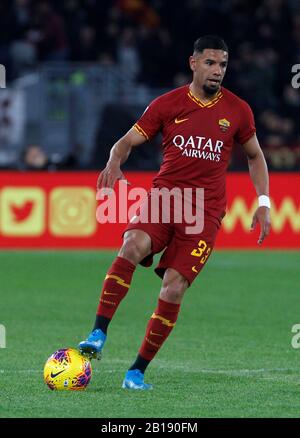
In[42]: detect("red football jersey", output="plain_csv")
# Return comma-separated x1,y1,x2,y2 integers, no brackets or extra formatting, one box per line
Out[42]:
133,84,256,223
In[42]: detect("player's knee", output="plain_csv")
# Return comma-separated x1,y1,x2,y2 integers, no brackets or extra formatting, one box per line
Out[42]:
160,282,186,303
160,270,188,303
119,231,151,265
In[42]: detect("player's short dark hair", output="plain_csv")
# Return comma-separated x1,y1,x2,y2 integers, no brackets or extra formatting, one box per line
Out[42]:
193,35,228,54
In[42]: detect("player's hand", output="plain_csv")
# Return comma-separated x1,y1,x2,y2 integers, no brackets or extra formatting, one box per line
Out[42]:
250,206,271,245
97,160,130,190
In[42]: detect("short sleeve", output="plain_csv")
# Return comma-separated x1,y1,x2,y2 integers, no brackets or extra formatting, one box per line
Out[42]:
133,97,163,141
234,100,256,145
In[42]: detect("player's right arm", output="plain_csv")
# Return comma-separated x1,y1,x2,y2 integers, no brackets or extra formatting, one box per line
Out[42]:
97,127,147,189
98,96,163,189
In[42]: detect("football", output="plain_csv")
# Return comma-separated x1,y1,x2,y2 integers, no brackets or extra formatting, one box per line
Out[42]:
44,348,92,390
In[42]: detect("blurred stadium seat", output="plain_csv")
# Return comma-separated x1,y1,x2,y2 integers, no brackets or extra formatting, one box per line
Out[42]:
92,102,162,170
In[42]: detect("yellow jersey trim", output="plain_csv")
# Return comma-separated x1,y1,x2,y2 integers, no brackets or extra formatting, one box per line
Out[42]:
134,123,149,141
187,89,223,108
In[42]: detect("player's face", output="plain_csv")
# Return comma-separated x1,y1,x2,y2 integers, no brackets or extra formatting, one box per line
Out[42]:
189,49,228,96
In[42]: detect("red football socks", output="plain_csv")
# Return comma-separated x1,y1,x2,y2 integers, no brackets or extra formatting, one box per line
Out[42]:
138,298,181,361
96,256,136,320
96,258,181,368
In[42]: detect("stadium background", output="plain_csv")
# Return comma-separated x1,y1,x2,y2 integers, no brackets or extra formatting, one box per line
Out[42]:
1,0,300,419
0,0,299,248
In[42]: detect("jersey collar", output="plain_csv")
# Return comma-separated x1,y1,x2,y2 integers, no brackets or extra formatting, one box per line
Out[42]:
187,86,223,108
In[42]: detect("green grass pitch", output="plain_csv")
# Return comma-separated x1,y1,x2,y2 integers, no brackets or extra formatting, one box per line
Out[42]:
0,250,299,418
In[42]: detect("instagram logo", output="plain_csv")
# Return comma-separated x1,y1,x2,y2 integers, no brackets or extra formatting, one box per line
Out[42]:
49,187,96,236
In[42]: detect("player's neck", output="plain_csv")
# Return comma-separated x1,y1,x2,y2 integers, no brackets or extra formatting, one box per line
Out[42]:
189,83,220,104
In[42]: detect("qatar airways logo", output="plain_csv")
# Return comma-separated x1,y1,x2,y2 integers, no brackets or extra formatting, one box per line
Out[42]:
173,135,223,162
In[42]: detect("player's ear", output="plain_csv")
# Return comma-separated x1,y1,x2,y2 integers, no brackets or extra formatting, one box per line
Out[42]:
189,55,196,72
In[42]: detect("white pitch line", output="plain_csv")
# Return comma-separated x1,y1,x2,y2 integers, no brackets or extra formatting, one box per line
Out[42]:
1,367,300,376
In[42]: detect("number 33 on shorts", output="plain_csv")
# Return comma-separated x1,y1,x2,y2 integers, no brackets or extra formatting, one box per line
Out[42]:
191,239,211,273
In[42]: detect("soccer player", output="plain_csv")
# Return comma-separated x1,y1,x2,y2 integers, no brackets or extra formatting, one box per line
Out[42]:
79,35,271,390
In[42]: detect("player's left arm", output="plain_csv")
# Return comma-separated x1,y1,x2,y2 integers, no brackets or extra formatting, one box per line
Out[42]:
242,134,271,245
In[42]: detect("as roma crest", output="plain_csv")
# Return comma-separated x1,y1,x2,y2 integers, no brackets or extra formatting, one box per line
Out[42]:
218,118,230,133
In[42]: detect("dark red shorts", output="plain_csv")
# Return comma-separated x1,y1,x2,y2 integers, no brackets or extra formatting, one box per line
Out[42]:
123,191,221,285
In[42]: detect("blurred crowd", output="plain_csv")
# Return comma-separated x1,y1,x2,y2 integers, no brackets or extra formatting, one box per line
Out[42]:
1,0,300,170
